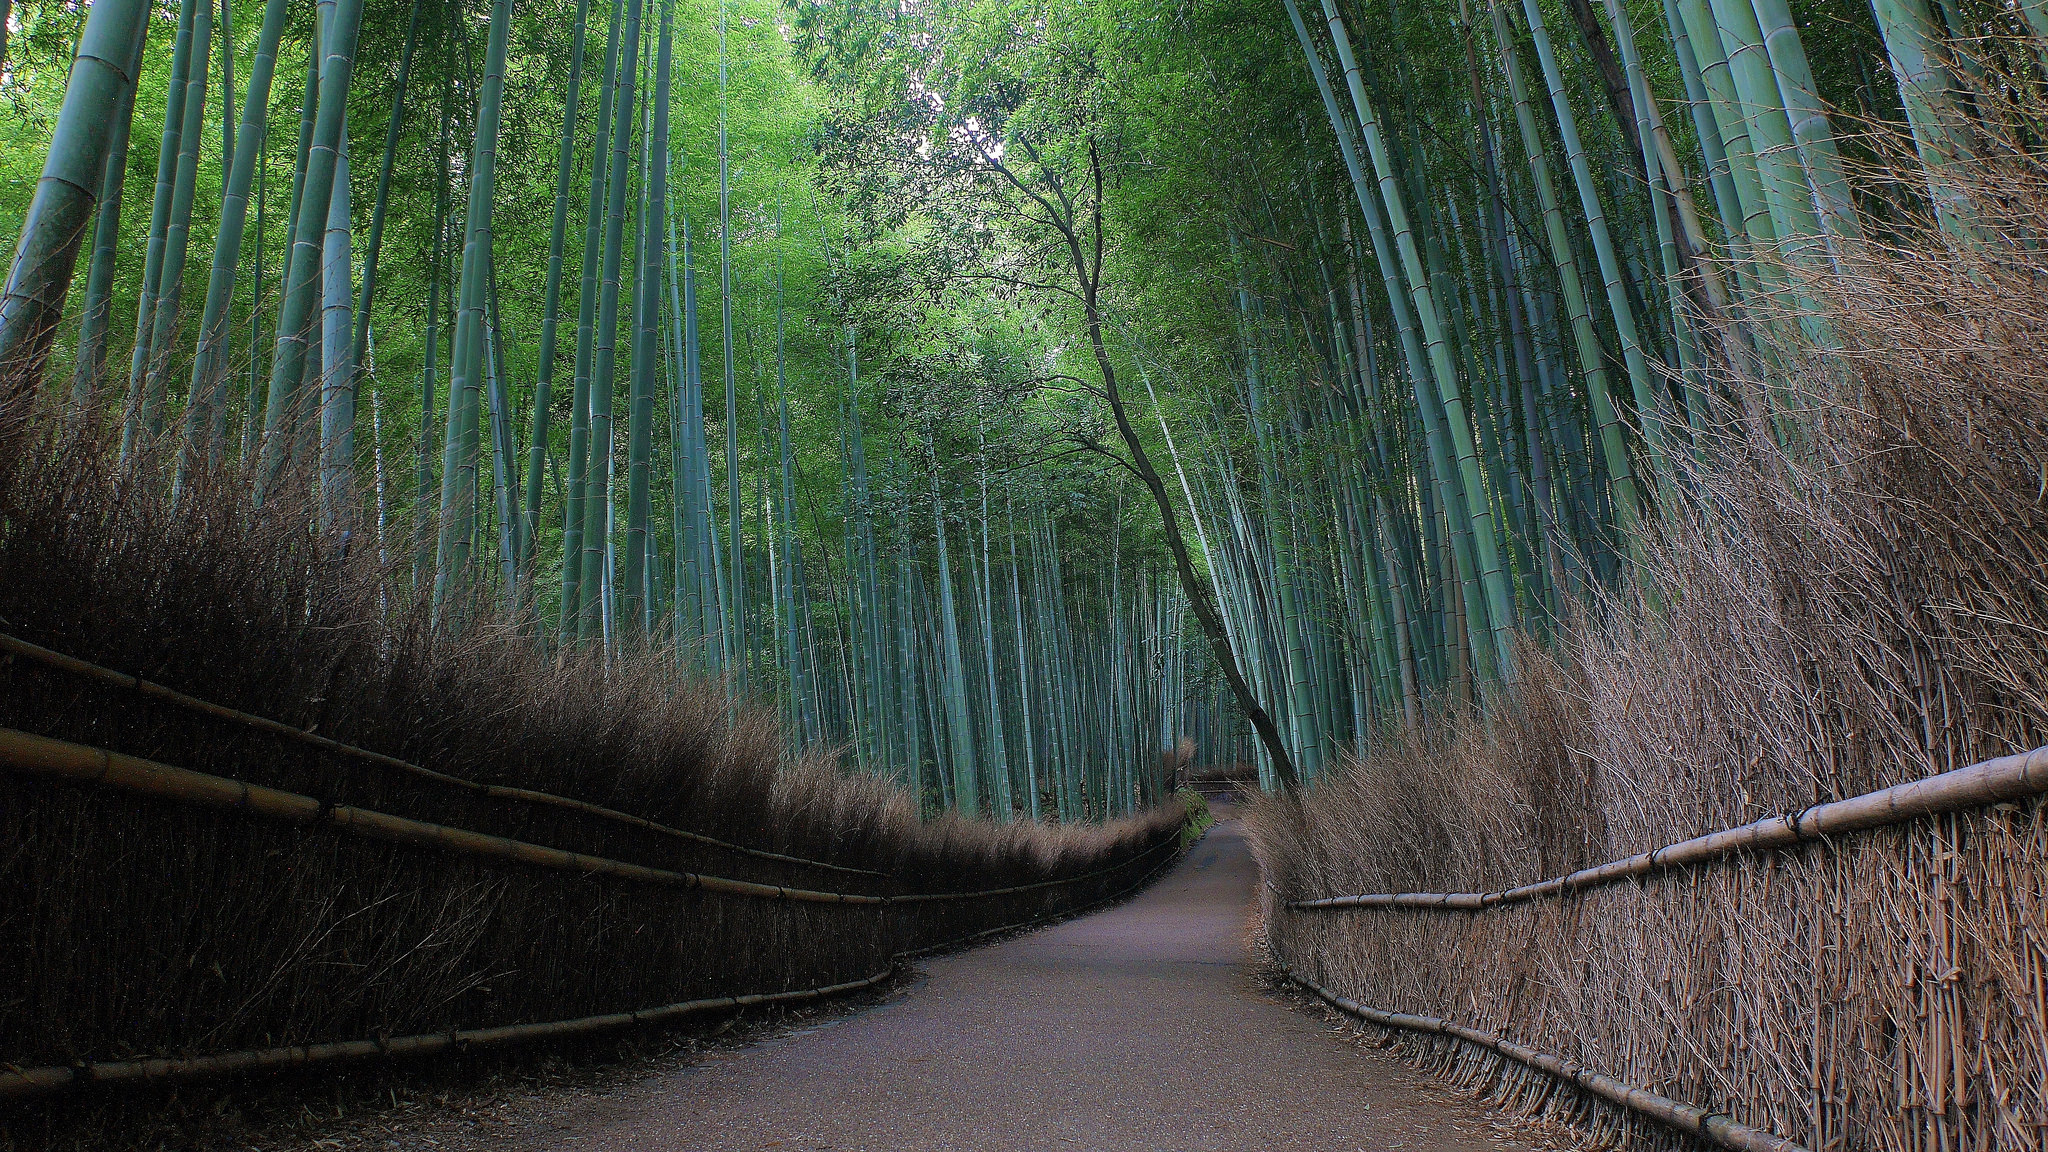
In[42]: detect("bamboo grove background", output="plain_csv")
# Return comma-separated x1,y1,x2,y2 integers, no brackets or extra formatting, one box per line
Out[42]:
0,0,1243,825
5,0,2048,1141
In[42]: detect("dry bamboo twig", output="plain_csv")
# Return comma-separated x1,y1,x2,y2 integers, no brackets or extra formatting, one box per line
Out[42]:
0,632,888,878
0,727,1179,906
1287,747,2048,911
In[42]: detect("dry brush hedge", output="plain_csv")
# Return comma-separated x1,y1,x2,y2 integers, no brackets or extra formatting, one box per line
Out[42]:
0,435,1185,1090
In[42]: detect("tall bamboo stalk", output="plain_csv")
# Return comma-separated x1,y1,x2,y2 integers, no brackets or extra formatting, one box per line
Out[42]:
0,0,152,399
433,0,516,612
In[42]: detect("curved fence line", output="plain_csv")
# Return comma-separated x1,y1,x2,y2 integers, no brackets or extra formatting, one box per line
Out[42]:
0,810,1195,1100
1277,963,1808,1152
0,970,896,1098
0,727,1178,905
1285,746,2048,911
0,633,886,878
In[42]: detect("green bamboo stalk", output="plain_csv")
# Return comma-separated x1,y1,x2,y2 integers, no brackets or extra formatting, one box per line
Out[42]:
1748,0,1860,246
112,0,197,452
433,0,516,614
578,0,647,641
1488,0,1642,535
524,0,594,584
257,0,364,505
482,260,520,597
414,79,450,592
67,23,151,420
135,0,216,443
666,200,699,654
346,0,421,409
624,0,674,634
1282,0,1490,705
1706,0,1824,261
218,0,234,193
1870,0,1976,234
1515,0,1672,483
1004,485,1039,819
1315,0,1518,683
181,0,291,470
975,427,1012,818
317,130,354,535
718,0,744,685
1676,0,1781,286
561,0,627,640
0,0,152,398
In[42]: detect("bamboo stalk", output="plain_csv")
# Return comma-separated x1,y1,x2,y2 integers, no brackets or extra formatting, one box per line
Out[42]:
0,0,151,396
1289,746,2048,909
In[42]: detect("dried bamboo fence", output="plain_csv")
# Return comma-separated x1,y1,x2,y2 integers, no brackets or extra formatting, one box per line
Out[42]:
0,725,1186,1096
0,816,1190,1099
0,632,885,877
0,638,1188,1101
1264,746,2048,1151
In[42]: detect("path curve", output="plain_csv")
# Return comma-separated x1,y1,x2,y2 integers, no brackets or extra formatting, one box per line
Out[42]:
501,805,1533,1151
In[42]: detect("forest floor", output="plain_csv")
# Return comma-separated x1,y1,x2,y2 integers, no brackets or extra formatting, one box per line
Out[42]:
291,801,1550,1152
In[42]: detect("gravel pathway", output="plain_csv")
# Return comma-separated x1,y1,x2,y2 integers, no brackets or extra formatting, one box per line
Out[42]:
491,805,1536,1151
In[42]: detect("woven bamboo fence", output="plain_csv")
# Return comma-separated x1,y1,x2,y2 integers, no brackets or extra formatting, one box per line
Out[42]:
0,724,1185,1096
0,632,885,877
0,634,1187,1100
1261,746,2048,1151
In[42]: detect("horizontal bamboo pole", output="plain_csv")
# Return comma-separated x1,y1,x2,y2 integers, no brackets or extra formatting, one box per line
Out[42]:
899,820,1205,959
1287,746,2048,910
0,632,885,878
0,727,1177,905
0,969,895,1098
1278,963,1811,1152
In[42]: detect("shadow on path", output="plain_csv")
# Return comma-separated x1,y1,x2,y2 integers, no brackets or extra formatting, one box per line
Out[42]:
499,805,1535,1151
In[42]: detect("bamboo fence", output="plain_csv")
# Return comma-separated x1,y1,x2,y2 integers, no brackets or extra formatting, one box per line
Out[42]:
0,970,895,1098
1288,747,2048,911
0,819,1195,1100
1,726,1187,1097
1264,746,2048,1149
0,632,885,877
1279,963,1807,1152
0,726,1181,906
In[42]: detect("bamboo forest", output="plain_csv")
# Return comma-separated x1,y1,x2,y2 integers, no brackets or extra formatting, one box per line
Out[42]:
3,0,2047,1143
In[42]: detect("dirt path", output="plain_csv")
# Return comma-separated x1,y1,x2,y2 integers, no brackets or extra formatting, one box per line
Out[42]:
490,806,1535,1151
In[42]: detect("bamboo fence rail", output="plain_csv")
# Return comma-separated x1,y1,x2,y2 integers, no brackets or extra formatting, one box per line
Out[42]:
1277,963,1809,1152
1285,746,2048,910
0,727,1179,904
0,763,1196,1100
0,632,887,877
0,969,896,1098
